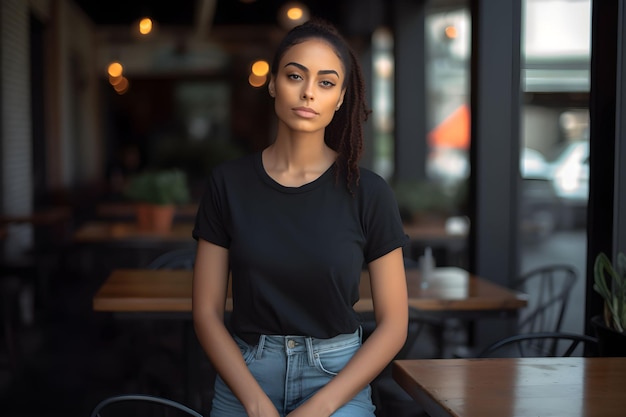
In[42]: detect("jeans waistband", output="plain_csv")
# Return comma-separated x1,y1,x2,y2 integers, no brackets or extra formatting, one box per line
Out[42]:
252,327,362,364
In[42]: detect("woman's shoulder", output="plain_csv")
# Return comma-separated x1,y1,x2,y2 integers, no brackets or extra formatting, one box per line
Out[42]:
357,167,392,190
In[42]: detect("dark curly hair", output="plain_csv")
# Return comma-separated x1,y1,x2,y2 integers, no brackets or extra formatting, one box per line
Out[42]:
270,19,370,192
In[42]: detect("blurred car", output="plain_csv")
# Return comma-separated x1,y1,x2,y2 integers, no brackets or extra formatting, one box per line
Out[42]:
521,142,591,232
550,141,589,228
521,147,552,180
551,141,589,204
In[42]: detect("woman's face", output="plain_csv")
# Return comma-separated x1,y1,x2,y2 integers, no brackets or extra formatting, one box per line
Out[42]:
269,39,346,135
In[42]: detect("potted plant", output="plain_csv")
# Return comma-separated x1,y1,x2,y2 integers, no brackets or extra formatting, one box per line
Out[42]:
391,179,466,225
125,169,191,232
592,251,626,356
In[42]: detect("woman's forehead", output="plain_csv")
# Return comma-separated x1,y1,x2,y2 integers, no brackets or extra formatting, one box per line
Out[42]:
280,39,344,73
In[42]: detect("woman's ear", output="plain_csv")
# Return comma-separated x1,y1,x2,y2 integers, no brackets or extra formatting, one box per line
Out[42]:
268,78,276,98
336,88,346,111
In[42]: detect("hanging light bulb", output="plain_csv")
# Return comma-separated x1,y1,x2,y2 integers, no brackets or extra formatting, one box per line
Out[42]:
278,2,309,29
138,17,153,35
251,60,269,77
107,61,123,78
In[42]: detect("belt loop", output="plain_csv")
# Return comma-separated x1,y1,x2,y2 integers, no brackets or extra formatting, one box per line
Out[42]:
256,335,266,360
305,337,315,366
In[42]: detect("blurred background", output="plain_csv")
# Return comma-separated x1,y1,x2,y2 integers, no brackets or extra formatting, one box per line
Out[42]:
1,0,623,416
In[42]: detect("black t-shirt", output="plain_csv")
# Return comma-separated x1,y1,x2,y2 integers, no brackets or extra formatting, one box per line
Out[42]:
193,152,408,343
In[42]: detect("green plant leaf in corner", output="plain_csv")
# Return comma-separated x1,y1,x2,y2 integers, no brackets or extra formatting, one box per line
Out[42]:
593,252,626,333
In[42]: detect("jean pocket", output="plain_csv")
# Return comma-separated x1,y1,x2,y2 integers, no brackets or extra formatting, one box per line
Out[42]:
233,335,257,365
313,341,360,376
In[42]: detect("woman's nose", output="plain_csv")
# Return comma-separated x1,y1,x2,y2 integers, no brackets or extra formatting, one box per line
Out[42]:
302,83,314,100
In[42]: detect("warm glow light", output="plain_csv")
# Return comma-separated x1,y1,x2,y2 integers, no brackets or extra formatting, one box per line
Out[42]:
287,7,303,20
251,60,269,76
109,74,124,86
107,61,123,78
444,25,458,39
139,18,153,35
113,77,130,94
248,73,267,87
278,2,309,29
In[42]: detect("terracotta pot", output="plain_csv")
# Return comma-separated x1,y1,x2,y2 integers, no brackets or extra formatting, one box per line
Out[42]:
591,315,626,357
135,203,175,232
150,204,175,233
136,203,153,231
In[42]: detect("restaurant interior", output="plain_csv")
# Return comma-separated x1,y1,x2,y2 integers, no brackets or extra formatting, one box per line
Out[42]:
1,0,625,416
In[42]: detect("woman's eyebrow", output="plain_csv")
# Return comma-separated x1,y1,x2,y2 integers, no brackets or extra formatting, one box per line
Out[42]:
284,62,339,77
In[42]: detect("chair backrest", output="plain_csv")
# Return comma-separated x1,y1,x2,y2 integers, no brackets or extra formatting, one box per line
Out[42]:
148,247,196,270
89,394,203,417
514,264,577,334
478,332,598,358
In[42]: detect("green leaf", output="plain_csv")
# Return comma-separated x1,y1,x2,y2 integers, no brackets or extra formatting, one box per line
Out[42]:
593,251,626,333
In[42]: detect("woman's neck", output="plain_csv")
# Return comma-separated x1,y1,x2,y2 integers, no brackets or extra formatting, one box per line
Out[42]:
263,131,337,187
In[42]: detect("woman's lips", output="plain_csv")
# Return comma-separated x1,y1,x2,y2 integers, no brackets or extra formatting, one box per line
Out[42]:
293,107,318,119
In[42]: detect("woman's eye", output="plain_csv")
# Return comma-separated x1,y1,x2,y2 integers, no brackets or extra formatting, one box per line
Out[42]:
320,80,336,88
288,74,302,81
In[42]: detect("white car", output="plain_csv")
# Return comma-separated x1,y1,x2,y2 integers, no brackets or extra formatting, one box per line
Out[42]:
521,148,552,180
551,141,589,206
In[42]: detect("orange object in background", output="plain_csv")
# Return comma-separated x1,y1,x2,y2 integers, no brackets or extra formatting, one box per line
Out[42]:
428,104,470,149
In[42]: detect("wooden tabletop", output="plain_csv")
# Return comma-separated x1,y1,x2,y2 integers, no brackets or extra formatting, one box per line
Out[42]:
96,202,198,219
393,357,626,417
403,221,467,242
0,206,72,225
74,221,195,243
93,267,526,314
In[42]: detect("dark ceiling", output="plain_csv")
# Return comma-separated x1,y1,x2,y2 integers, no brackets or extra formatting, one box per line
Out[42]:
74,0,343,28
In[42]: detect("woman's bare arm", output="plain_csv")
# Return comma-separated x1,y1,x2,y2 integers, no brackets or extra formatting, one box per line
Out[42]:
288,247,408,417
192,239,279,417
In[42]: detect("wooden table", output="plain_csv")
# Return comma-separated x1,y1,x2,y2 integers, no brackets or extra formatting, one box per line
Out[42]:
93,267,526,410
74,221,195,244
96,202,198,220
393,357,625,417
73,221,196,272
93,267,527,315
0,206,72,226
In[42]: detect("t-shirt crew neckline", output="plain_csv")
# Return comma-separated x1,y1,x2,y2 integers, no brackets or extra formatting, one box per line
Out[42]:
254,151,336,194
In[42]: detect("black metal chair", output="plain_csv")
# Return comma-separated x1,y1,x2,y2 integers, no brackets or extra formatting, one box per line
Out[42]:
118,248,197,398
454,263,579,358
146,247,215,412
89,394,203,417
478,332,599,358
514,264,577,334
147,247,196,270
512,264,578,356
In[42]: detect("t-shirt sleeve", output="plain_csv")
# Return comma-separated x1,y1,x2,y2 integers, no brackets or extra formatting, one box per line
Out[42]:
192,170,231,248
361,173,409,263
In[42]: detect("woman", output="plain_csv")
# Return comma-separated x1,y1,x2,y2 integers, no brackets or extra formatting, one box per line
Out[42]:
192,19,408,417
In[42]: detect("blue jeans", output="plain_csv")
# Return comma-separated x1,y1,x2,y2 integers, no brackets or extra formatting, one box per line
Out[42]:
210,327,376,417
